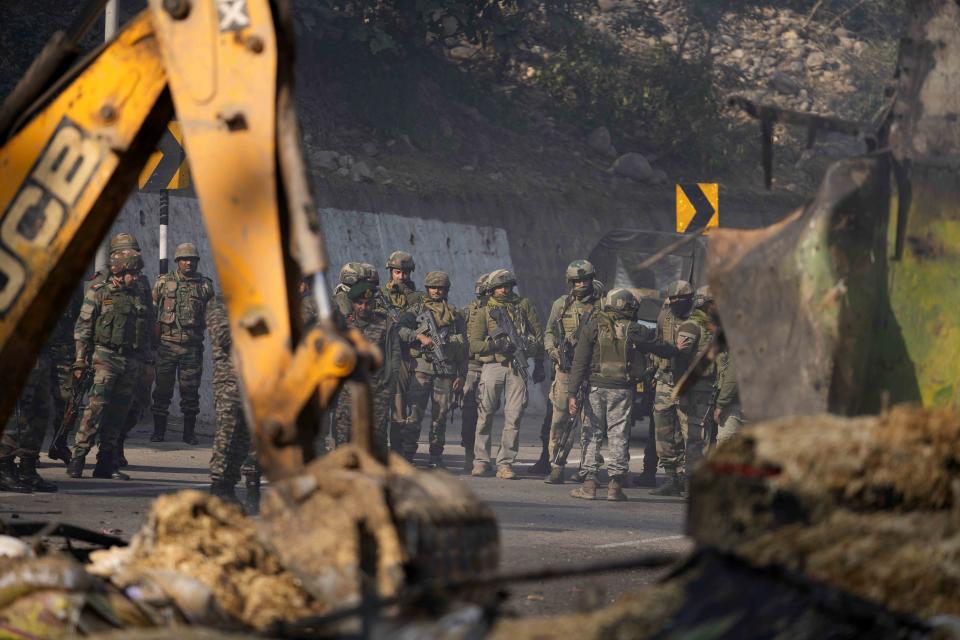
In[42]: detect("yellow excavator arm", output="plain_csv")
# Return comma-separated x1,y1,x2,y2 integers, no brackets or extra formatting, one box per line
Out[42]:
0,0,366,480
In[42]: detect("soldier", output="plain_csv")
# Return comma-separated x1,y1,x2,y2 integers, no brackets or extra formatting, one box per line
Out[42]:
332,262,372,317
649,280,695,497
468,269,544,479
402,272,467,467
151,242,215,445
0,352,57,492
460,273,490,472
542,260,601,484
671,286,717,487
333,282,400,455
566,289,676,501
714,348,744,446
208,296,261,514
68,252,154,479
379,251,424,454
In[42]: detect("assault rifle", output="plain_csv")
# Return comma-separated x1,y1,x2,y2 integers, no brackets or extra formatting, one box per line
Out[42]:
558,339,575,373
48,367,92,464
488,307,529,381
374,289,402,324
416,309,457,377
553,385,584,466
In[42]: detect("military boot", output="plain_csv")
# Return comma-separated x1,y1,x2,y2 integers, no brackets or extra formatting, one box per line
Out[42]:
650,473,683,497
607,476,627,502
66,453,85,479
544,465,565,484
18,457,57,493
569,478,598,500
679,476,690,499
117,435,128,468
0,458,32,493
182,415,199,445
471,461,492,477
463,449,474,473
93,452,129,481
527,452,551,477
210,480,240,505
429,454,446,469
244,476,261,516
48,435,71,466
151,414,167,442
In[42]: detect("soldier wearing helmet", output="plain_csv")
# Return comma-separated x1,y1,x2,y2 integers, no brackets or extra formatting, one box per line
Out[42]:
565,288,676,501
65,234,156,470
468,268,544,479
151,242,215,445
330,282,401,458
672,285,720,461
459,273,491,471
398,271,467,467
535,260,603,484
649,279,699,498
67,249,154,481
380,251,425,455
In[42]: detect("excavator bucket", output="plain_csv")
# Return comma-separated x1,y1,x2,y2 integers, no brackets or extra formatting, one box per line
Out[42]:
710,0,960,421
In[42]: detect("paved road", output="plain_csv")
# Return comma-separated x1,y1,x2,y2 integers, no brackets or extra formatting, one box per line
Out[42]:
1,412,689,618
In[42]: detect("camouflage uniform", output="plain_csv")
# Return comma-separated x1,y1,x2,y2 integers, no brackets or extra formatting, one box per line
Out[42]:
151,244,215,444
715,350,744,446
460,274,490,471
70,260,154,478
0,350,55,492
380,251,424,454
47,288,82,439
469,270,544,477
567,289,675,501
652,282,694,493
543,266,600,481
333,284,400,457
672,307,715,477
401,273,467,465
207,297,261,510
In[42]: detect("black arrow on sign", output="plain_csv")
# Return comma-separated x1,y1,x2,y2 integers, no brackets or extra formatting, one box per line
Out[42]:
142,128,185,192
678,184,716,233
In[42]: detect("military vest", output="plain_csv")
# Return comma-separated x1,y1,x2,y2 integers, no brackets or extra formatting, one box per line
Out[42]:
596,312,645,384
408,300,463,369
156,272,214,343
654,305,689,385
465,298,487,369
676,309,715,385
93,284,149,352
557,295,594,341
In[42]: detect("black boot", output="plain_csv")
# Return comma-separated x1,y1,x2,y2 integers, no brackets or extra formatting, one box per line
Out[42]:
19,457,57,493
428,453,446,469
66,453,85,479
151,414,167,442
48,435,71,465
182,415,199,445
650,473,683,497
117,435,128,468
244,476,261,516
210,479,240,505
0,458,32,493
93,452,129,480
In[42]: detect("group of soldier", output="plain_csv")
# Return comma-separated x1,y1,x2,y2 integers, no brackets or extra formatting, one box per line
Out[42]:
0,238,742,507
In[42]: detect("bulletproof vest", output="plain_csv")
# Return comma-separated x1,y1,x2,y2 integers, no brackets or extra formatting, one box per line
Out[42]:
559,295,594,342
158,273,209,342
655,305,689,383
94,286,148,351
410,301,455,361
676,310,715,383
596,312,644,383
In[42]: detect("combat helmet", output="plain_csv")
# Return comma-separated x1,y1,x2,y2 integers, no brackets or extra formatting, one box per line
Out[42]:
566,259,595,282
424,271,451,289
694,285,715,308
109,252,144,275
487,269,516,289
110,233,141,254
385,251,416,273
603,288,639,315
360,263,380,286
174,242,200,261
475,273,490,296
339,262,366,287
665,280,693,299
